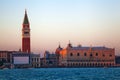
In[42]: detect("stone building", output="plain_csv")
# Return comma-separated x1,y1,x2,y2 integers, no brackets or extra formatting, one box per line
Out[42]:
12,52,31,68
0,51,16,68
115,56,120,65
59,43,115,67
31,54,41,68
55,44,63,66
0,51,13,64
41,51,57,67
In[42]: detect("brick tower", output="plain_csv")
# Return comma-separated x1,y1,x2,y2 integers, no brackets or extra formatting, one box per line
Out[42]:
22,10,30,53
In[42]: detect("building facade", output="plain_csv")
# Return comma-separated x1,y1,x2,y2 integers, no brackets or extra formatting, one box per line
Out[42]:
12,52,31,68
22,10,31,53
31,54,41,68
0,51,12,63
115,56,120,66
41,51,57,67
55,44,63,66
59,43,115,67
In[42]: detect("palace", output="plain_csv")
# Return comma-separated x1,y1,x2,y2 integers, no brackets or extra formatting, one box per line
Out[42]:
58,43,115,67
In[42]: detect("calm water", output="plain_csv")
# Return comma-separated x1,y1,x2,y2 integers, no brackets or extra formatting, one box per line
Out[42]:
0,68,120,80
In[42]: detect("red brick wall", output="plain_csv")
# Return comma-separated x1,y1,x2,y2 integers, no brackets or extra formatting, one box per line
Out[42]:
22,38,30,53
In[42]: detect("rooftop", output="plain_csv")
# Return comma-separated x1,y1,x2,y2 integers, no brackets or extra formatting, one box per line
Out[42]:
68,46,113,50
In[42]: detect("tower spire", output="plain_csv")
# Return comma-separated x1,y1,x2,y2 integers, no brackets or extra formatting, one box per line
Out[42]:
23,9,29,24
25,9,27,14
69,40,71,44
67,40,72,48
58,42,61,48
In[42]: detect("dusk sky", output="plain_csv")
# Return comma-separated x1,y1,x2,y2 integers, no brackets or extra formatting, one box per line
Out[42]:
0,0,120,55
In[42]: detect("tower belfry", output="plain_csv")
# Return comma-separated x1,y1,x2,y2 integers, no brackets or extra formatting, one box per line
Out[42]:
22,10,31,53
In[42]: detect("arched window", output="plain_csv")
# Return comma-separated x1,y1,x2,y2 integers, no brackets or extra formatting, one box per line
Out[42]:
102,54,105,57
96,53,98,56
70,53,73,56
110,63,111,66
76,63,78,66
77,53,80,56
90,53,92,57
84,53,87,56
109,54,112,57
95,63,97,66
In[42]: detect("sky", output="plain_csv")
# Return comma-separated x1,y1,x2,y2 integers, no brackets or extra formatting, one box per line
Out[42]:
0,0,120,55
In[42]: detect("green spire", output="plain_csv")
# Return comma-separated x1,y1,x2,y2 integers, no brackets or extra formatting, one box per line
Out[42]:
23,9,29,24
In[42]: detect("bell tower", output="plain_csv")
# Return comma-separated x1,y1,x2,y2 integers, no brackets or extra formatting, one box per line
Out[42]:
22,10,30,53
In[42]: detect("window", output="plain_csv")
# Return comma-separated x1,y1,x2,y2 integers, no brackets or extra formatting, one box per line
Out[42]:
84,53,87,56
96,53,98,56
32,58,33,61
24,32,29,34
109,54,112,57
90,53,92,57
102,54,105,57
70,53,73,56
77,53,80,56
37,58,39,62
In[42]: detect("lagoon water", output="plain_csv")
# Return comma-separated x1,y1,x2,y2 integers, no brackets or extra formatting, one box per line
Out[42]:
0,68,120,80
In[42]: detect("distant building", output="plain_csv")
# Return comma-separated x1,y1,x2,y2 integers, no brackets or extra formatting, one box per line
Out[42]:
59,43,115,67
31,54,41,68
0,51,13,64
55,44,63,66
12,52,31,68
22,10,31,53
41,51,57,67
115,56,120,64
40,58,44,67
0,51,17,69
